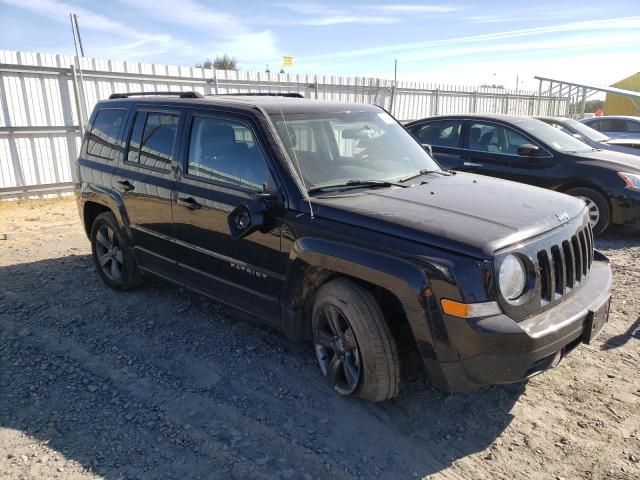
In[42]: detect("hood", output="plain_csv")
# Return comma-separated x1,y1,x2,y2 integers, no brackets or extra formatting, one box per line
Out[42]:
572,149,640,171
311,172,587,258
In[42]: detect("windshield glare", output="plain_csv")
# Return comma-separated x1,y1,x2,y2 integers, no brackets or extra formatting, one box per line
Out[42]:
563,118,610,142
270,110,440,190
518,119,593,153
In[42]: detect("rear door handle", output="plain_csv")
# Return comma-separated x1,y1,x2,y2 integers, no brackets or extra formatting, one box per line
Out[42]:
463,161,483,167
117,179,135,191
177,197,202,210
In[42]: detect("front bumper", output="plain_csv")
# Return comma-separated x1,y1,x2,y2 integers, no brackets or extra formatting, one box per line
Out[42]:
424,255,612,392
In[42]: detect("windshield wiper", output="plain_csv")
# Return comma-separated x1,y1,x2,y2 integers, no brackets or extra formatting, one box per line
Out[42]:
399,169,453,183
308,179,408,193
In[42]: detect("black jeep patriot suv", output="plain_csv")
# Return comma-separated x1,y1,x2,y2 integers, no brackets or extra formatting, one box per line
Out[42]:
75,92,612,401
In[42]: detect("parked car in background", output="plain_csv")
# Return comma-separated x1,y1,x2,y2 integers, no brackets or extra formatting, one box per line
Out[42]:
76,93,613,400
536,116,640,156
580,116,640,139
604,137,640,151
405,114,640,234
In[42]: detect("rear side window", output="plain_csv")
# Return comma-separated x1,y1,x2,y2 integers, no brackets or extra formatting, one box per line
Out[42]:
414,120,462,148
126,111,179,171
626,120,640,133
87,108,127,161
187,116,269,190
599,119,626,132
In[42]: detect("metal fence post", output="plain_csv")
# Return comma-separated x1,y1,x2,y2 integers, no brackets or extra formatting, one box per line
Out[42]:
472,90,478,113
433,88,439,115
536,79,543,115
388,85,396,114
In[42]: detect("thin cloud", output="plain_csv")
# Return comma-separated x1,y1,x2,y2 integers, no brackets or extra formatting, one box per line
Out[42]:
367,3,464,13
305,16,640,61
115,0,281,63
0,0,183,52
268,2,401,26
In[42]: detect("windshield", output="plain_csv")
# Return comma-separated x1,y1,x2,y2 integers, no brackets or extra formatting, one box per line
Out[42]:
562,118,610,142
270,110,440,191
517,118,593,153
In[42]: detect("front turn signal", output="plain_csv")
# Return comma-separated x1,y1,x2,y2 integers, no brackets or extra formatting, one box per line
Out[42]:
441,299,501,318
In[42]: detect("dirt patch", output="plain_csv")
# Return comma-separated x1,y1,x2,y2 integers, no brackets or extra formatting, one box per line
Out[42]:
1,198,639,480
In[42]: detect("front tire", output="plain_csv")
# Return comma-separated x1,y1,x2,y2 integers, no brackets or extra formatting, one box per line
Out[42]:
565,187,611,235
312,278,400,402
90,212,143,290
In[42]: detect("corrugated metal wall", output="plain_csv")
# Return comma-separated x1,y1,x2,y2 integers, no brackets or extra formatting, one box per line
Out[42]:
0,50,567,197
605,72,640,116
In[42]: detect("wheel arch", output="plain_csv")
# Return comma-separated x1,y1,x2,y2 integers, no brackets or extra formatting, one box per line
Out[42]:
555,181,611,207
281,238,443,364
82,201,112,238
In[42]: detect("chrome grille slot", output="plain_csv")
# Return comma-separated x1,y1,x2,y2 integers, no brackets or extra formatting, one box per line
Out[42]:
550,245,565,295
572,235,582,282
537,250,552,301
562,240,575,288
535,224,593,305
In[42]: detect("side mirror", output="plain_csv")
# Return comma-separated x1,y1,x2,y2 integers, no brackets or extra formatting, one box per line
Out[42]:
517,143,540,157
227,200,267,240
421,143,433,156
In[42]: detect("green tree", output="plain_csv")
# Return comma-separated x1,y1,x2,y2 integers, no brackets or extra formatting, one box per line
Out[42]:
196,54,239,71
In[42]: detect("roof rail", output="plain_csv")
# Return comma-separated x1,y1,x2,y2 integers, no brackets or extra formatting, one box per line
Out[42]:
108,91,203,100
209,93,304,98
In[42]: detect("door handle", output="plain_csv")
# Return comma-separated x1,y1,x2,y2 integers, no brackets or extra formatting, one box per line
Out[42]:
117,179,135,191
463,161,483,167
177,197,202,210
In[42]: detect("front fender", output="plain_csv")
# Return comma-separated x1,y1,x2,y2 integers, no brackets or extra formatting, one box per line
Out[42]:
281,237,444,361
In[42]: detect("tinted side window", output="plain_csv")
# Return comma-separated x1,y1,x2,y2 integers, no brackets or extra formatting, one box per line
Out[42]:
469,122,531,154
626,120,640,133
87,108,127,161
139,113,179,170
126,112,146,164
187,116,269,190
587,120,601,131
600,119,626,132
414,120,462,148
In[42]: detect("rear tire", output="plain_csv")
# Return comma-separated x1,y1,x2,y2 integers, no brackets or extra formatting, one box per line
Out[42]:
565,187,611,235
90,212,144,291
312,278,400,402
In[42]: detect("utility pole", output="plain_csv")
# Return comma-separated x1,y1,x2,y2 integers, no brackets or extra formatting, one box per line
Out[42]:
73,14,85,57
69,13,87,133
389,59,398,114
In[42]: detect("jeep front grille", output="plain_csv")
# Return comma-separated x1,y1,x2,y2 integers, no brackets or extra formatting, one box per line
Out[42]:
536,223,593,303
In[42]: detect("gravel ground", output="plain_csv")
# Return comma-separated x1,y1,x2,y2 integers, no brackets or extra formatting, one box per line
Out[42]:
1,198,639,480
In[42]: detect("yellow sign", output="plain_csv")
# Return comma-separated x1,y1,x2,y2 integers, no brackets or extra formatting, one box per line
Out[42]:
282,56,294,67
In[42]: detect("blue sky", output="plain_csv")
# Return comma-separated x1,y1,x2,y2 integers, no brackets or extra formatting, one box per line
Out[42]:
1,0,639,90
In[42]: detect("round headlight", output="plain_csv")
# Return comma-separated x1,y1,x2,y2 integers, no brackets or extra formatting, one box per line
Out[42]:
499,254,526,301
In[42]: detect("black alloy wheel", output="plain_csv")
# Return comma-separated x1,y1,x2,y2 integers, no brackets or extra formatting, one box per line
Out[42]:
314,304,361,395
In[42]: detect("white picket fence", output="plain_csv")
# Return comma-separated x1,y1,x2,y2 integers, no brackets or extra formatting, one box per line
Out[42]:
0,50,568,197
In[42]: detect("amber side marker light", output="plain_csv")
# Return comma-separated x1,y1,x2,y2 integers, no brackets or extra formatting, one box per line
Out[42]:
441,299,501,318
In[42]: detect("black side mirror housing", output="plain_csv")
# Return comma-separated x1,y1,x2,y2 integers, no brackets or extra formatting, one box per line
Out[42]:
227,199,267,240
517,143,540,157
421,143,433,156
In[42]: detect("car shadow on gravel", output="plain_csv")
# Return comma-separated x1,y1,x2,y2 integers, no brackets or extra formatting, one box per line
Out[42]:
1,254,522,479
596,225,640,249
